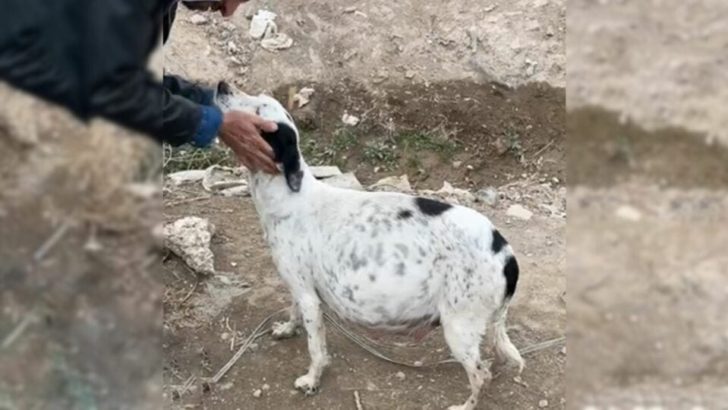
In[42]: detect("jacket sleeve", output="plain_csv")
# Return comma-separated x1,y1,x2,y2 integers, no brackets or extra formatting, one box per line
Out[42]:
85,1,221,146
0,0,221,147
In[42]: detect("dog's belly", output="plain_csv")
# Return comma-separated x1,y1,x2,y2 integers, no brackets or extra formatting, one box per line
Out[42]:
313,261,441,331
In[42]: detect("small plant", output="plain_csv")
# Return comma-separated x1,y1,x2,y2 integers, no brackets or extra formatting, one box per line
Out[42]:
504,131,525,162
362,140,399,168
396,131,459,161
163,143,237,173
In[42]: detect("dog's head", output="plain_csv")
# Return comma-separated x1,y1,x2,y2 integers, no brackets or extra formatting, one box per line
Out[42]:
214,81,303,192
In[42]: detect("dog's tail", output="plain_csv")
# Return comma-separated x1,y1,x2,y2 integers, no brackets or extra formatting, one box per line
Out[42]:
492,303,525,373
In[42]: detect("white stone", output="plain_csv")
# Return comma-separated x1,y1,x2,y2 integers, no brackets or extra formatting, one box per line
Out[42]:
506,204,533,220
163,217,216,275
252,389,262,398
369,175,412,193
189,14,209,25
615,205,642,221
476,187,498,206
322,173,364,190
342,113,360,126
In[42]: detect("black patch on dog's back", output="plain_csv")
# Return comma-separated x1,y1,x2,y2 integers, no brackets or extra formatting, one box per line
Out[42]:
491,230,507,253
414,197,452,216
397,209,413,219
503,255,519,299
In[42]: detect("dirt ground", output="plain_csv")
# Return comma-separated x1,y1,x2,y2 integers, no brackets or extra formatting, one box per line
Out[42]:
0,85,164,409
568,0,728,408
162,1,566,409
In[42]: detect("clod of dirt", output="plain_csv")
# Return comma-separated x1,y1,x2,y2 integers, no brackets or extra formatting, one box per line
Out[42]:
292,87,315,108
538,399,549,408
167,169,206,186
506,204,534,220
476,187,499,207
188,14,209,25
321,173,364,190
614,205,642,222
249,10,277,39
395,371,406,381
164,217,217,275
369,175,412,193
341,113,360,126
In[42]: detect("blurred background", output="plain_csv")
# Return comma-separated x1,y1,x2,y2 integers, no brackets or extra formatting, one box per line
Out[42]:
567,0,728,407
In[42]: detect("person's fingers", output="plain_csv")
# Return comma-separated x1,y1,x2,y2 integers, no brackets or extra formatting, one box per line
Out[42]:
258,120,278,133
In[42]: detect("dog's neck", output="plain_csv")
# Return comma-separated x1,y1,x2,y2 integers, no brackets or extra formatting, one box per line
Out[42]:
248,159,319,218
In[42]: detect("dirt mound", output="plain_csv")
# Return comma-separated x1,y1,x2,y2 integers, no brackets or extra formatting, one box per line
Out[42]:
275,80,564,190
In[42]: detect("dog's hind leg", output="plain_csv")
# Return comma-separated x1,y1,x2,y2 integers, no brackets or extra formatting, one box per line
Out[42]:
271,300,302,339
441,309,492,410
293,294,329,395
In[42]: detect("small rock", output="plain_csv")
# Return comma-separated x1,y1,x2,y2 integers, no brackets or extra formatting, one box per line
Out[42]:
227,41,239,54
230,261,238,267
369,175,412,193
615,205,642,221
261,384,270,390
342,113,360,126
228,56,243,66
221,21,237,31
310,166,343,179
395,371,406,380
163,217,216,275
221,332,230,341
465,164,474,171
252,389,262,398
560,346,566,355
506,204,533,220
219,185,250,197
405,70,416,79
343,6,357,13
452,161,463,169
189,14,209,25
322,173,364,190
539,399,549,408
476,187,498,207
413,361,423,367
219,382,234,391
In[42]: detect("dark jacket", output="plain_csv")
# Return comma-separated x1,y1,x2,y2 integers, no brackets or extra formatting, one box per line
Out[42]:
0,0,220,146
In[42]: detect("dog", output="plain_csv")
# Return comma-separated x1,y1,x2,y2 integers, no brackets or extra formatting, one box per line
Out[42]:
213,81,524,410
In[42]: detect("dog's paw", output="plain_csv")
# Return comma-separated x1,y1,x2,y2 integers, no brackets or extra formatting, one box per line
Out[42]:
271,321,299,340
294,374,319,396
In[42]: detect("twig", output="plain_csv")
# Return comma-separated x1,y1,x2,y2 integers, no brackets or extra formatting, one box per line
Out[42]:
2,314,36,349
207,308,286,384
530,139,555,160
180,280,199,304
354,390,364,410
33,220,72,262
179,375,196,396
165,195,211,207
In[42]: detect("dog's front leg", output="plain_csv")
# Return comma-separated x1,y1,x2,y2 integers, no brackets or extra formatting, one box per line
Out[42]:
294,294,329,395
271,301,302,339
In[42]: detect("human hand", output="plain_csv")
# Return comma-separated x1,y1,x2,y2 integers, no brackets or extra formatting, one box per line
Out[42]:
218,111,279,174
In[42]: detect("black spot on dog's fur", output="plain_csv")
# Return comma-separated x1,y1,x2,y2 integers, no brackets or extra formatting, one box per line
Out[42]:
491,229,508,253
503,255,519,299
261,123,303,192
395,262,406,276
397,209,413,219
415,197,452,216
369,274,376,282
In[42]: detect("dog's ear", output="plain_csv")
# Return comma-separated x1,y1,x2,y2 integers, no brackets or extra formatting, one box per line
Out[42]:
217,81,233,96
261,123,303,192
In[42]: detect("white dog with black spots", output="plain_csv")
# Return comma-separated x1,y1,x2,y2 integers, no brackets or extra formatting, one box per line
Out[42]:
214,82,524,410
